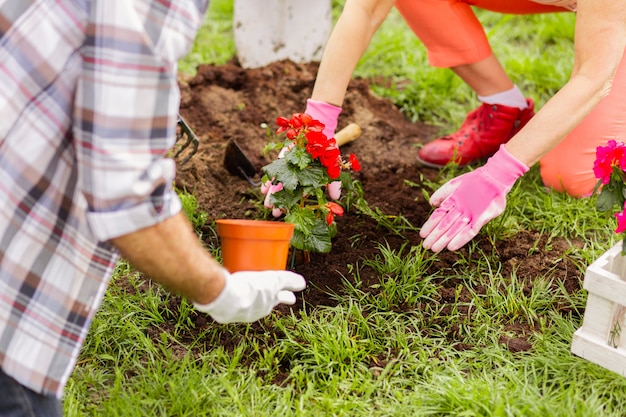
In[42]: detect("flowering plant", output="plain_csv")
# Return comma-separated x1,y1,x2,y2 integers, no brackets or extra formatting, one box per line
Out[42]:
593,139,626,252
260,113,361,253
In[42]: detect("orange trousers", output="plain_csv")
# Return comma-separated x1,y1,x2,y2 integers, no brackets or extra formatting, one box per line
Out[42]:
395,0,626,197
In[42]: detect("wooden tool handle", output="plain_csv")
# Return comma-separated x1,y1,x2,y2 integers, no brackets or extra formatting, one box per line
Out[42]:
335,123,362,147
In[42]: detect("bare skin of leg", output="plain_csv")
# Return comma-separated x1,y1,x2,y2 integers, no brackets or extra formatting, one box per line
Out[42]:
451,53,514,96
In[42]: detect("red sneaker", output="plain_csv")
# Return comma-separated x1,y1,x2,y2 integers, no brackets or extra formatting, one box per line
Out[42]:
417,98,535,168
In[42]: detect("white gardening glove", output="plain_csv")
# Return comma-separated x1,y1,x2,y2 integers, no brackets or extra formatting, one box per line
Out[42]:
194,268,306,323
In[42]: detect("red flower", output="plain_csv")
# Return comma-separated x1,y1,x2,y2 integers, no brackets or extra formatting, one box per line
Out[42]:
286,129,298,140
291,113,307,129
305,131,328,158
304,131,341,178
327,202,344,216
349,153,361,172
325,202,344,225
276,113,325,136
305,117,325,133
319,146,340,168
276,116,291,134
325,161,341,179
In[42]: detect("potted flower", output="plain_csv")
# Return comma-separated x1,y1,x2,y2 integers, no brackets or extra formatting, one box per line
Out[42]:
259,113,362,255
571,139,626,376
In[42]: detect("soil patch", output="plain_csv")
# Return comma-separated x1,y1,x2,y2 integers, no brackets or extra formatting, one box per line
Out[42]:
140,59,583,355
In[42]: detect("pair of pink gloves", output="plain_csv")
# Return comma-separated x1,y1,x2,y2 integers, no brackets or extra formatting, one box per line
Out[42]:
306,99,529,252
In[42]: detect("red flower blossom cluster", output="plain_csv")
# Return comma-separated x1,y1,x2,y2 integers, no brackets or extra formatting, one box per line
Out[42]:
276,113,324,139
276,113,360,179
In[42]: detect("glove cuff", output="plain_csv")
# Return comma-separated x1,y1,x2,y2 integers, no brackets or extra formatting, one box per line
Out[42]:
305,98,342,138
193,268,233,315
486,144,529,186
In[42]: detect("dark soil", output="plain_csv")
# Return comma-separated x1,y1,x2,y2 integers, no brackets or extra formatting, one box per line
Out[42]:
154,59,583,355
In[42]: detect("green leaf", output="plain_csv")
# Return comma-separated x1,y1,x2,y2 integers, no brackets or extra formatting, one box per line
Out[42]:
262,158,300,191
270,189,301,211
297,165,329,189
285,208,316,235
327,221,338,239
290,219,332,253
596,187,622,212
285,146,313,170
262,141,286,155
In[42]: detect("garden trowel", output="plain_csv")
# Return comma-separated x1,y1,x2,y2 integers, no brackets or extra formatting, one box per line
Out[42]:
223,123,363,185
224,139,259,186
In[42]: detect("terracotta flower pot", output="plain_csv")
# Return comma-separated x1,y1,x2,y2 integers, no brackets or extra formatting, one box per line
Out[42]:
216,219,295,272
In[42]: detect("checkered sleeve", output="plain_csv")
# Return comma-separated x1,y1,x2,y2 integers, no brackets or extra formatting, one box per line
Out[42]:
78,0,208,240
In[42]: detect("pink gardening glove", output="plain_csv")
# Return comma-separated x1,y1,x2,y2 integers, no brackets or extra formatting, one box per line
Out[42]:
305,99,343,199
304,98,342,139
420,145,529,252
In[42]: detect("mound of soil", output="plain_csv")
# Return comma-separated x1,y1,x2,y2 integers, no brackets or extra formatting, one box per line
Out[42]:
168,59,583,353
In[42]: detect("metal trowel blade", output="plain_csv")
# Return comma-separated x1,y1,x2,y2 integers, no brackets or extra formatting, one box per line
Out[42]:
224,139,259,185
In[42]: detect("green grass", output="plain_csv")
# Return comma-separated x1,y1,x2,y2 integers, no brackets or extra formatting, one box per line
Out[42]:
64,2,626,416
177,0,235,73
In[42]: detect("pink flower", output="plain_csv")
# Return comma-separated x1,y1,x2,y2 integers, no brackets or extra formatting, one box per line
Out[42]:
327,181,342,200
616,202,626,233
272,207,283,218
263,182,283,209
594,140,626,185
261,179,273,194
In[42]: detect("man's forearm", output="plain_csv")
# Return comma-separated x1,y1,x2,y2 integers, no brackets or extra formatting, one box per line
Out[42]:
111,212,224,305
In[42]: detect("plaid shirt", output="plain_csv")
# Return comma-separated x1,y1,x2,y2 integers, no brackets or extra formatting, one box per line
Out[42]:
0,0,208,398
